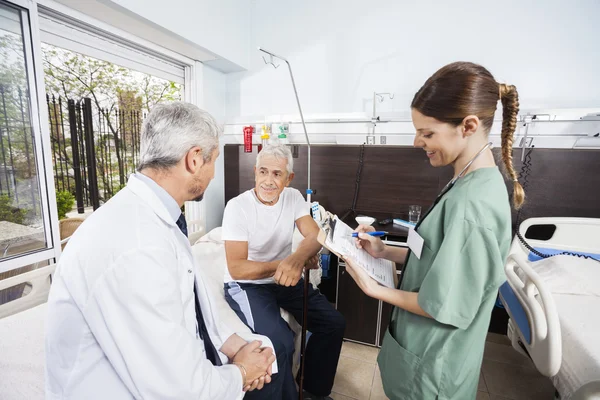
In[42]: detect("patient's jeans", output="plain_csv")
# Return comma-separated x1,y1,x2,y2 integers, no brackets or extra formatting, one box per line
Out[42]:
225,279,346,399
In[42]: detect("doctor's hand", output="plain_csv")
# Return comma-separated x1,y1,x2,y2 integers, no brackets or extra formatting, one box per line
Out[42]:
274,255,304,287
243,362,273,392
354,224,386,259
343,256,379,298
232,341,276,391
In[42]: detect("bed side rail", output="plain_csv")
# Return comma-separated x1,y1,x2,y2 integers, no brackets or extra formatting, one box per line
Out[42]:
0,264,56,320
503,253,562,377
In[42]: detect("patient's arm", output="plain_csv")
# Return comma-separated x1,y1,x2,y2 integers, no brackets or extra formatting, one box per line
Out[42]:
273,216,322,287
291,215,322,263
225,241,281,281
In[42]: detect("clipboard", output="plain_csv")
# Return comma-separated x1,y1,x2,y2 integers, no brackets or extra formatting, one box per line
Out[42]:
317,216,397,289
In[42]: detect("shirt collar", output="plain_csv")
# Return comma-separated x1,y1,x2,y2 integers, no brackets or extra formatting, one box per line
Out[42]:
135,172,182,222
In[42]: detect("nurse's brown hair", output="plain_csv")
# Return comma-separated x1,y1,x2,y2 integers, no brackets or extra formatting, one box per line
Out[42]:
411,62,525,209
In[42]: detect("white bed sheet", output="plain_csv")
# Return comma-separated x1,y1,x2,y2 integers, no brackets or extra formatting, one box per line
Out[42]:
529,256,600,399
0,302,46,400
0,227,321,400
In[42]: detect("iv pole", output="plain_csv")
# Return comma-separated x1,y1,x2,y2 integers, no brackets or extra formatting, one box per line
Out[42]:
258,47,312,203
258,47,311,400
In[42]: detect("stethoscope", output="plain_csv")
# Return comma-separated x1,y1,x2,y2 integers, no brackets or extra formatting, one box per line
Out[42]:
394,141,494,294
413,141,493,231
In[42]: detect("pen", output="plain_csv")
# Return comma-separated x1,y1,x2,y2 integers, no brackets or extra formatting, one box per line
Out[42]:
350,231,388,238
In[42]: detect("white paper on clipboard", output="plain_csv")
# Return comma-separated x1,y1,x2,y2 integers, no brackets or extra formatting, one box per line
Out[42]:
320,217,395,288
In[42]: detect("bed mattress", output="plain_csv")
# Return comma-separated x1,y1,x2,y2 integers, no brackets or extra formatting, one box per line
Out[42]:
0,303,46,399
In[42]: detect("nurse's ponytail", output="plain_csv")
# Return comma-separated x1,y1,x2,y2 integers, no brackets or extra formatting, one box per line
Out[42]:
411,61,526,210
499,83,525,209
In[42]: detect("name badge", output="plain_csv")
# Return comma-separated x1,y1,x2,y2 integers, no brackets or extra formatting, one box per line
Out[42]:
407,228,424,259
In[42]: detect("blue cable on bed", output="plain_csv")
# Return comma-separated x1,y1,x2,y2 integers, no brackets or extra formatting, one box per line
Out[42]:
527,247,600,262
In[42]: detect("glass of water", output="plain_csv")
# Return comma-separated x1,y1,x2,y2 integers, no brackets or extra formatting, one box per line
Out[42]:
409,205,422,224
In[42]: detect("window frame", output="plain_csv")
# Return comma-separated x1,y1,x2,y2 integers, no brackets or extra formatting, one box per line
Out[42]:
1,0,202,274
0,0,61,273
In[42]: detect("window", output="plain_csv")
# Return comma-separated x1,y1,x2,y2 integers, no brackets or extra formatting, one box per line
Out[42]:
0,0,58,274
42,43,183,211
0,0,199,284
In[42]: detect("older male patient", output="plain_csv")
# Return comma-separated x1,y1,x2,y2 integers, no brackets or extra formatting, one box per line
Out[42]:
222,144,345,400
45,102,275,399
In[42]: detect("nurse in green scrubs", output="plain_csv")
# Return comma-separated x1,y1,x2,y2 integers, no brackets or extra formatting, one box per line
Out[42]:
343,62,526,400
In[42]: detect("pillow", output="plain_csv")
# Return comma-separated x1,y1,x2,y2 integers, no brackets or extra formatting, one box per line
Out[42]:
531,255,600,297
194,226,223,246
191,231,250,335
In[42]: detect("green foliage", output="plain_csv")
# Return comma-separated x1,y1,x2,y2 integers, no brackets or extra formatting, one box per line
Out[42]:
0,195,27,225
55,191,75,219
41,43,182,113
40,43,183,200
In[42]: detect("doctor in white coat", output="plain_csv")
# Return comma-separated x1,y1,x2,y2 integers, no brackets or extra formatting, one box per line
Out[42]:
45,102,275,400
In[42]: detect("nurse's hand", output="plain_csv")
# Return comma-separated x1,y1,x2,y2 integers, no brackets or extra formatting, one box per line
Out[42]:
354,225,386,258
343,256,379,298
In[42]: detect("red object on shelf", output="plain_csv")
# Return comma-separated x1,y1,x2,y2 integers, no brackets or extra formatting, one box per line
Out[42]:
243,126,254,153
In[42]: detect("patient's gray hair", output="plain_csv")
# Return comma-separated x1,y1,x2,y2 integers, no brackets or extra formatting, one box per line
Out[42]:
137,102,221,171
256,144,294,174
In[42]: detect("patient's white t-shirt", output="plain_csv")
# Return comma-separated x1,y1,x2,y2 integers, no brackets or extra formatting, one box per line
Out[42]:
222,187,309,284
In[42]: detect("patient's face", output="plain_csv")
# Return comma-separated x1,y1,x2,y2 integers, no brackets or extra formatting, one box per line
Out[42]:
254,155,293,205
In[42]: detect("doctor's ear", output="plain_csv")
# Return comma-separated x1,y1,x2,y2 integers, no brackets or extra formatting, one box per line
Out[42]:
461,115,480,138
185,146,205,172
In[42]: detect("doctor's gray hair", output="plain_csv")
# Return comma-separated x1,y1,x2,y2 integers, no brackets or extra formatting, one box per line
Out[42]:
137,102,221,171
256,144,294,174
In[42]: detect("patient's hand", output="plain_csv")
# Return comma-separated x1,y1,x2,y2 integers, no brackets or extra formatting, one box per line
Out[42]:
305,255,320,270
274,255,304,287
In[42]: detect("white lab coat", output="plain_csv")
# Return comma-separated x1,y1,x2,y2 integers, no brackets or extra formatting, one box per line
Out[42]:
45,175,250,399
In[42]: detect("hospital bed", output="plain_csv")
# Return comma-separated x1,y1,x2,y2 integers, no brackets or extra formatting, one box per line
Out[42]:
499,217,600,400
0,223,320,398
191,225,323,378
0,264,54,399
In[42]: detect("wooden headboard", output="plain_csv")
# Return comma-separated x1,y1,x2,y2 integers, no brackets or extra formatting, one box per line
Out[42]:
224,144,600,225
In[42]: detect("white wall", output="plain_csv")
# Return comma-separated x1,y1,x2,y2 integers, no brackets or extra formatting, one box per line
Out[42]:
200,65,228,231
226,0,600,119
104,0,252,69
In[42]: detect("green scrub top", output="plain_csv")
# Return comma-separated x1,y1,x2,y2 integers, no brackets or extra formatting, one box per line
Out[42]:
378,167,512,400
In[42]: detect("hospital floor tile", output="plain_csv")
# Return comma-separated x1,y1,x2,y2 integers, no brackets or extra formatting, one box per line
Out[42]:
483,341,534,368
341,341,379,365
332,355,376,400
481,359,555,400
331,392,357,400
370,366,387,400
486,332,511,346
332,338,554,400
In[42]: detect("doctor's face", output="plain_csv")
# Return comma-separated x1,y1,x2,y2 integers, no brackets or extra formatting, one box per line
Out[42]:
254,155,293,205
411,109,467,168
189,148,219,202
